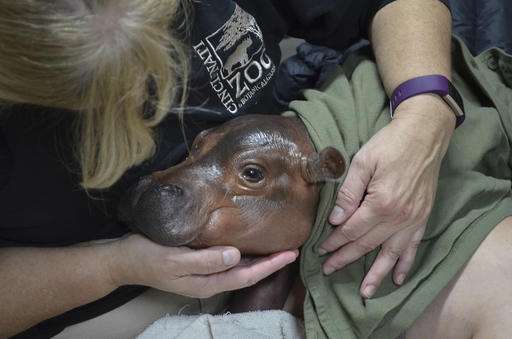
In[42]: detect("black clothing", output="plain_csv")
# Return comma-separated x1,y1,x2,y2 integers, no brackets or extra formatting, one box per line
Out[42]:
0,0,394,336
447,0,512,55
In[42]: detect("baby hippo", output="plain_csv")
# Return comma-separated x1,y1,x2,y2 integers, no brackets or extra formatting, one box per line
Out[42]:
120,114,345,255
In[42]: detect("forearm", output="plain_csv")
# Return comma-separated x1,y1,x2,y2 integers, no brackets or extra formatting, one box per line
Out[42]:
371,0,454,126
0,244,117,337
372,0,452,92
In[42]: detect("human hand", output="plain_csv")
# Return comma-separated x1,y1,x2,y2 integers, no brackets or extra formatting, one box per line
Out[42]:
108,234,299,298
319,95,455,298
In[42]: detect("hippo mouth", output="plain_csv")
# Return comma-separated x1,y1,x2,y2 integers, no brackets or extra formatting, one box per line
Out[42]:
119,177,201,246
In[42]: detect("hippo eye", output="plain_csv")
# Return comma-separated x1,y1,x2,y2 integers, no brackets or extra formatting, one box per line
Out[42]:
241,166,265,183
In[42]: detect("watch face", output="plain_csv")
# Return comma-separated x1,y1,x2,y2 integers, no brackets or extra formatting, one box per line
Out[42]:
389,101,394,118
447,81,465,117
443,94,465,117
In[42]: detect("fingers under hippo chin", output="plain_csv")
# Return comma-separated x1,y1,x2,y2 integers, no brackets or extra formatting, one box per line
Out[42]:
232,250,299,271
249,250,299,267
207,251,300,293
176,246,242,276
222,248,241,266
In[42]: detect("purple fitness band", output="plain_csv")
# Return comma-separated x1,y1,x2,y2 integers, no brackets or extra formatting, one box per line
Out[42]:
389,74,465,128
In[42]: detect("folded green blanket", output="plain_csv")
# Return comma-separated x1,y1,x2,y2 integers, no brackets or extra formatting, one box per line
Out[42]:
286,37,512,339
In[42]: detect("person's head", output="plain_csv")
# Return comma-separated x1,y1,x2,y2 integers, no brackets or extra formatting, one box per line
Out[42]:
119,115,345,255
0,0,189,189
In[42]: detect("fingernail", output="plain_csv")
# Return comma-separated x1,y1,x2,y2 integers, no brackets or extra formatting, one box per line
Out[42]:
318,248,327,255
287,251,299,263
329,206,345,224
222,249,239,266
396,274,405,285
363,285,376,299
323,266,335,275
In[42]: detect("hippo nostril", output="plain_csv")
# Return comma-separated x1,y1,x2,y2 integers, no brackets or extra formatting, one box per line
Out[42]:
160,184,184,197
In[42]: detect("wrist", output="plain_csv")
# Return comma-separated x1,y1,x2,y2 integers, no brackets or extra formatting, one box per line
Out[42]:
104,240,129,289
392,95,456,156
393,94,456,132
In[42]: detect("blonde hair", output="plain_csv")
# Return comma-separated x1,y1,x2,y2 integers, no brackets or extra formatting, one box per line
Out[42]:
0,0,190,189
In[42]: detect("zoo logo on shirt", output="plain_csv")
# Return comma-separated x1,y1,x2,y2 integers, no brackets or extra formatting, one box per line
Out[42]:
193,4,276,115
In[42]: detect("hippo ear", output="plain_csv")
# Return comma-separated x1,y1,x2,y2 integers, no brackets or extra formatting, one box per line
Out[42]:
301,147,345,183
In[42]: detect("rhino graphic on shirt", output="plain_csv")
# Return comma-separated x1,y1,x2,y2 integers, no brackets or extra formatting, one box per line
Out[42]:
193,4,276,115
223,37,254,74
210,5,264,78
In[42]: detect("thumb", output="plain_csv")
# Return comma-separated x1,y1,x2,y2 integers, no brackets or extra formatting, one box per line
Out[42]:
175,246,242,275
329,153,373,225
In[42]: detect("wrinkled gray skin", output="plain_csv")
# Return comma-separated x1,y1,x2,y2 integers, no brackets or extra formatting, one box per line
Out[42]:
119,115,345,255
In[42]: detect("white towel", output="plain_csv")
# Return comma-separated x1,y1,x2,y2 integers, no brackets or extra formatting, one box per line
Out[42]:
137,310,305,339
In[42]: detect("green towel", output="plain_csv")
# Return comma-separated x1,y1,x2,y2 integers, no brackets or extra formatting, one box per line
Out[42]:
284,37,512,339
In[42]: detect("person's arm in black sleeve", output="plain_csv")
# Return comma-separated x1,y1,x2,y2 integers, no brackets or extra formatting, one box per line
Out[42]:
271,0,396,51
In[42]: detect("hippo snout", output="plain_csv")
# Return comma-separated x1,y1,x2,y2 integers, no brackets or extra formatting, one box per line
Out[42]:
119,177,200,246
135,181,185,208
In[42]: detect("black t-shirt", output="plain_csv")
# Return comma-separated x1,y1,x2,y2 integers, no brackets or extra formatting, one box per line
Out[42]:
0,0,394,337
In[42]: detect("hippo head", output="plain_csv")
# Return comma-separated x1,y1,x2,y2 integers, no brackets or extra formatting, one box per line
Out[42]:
119,115,345,255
